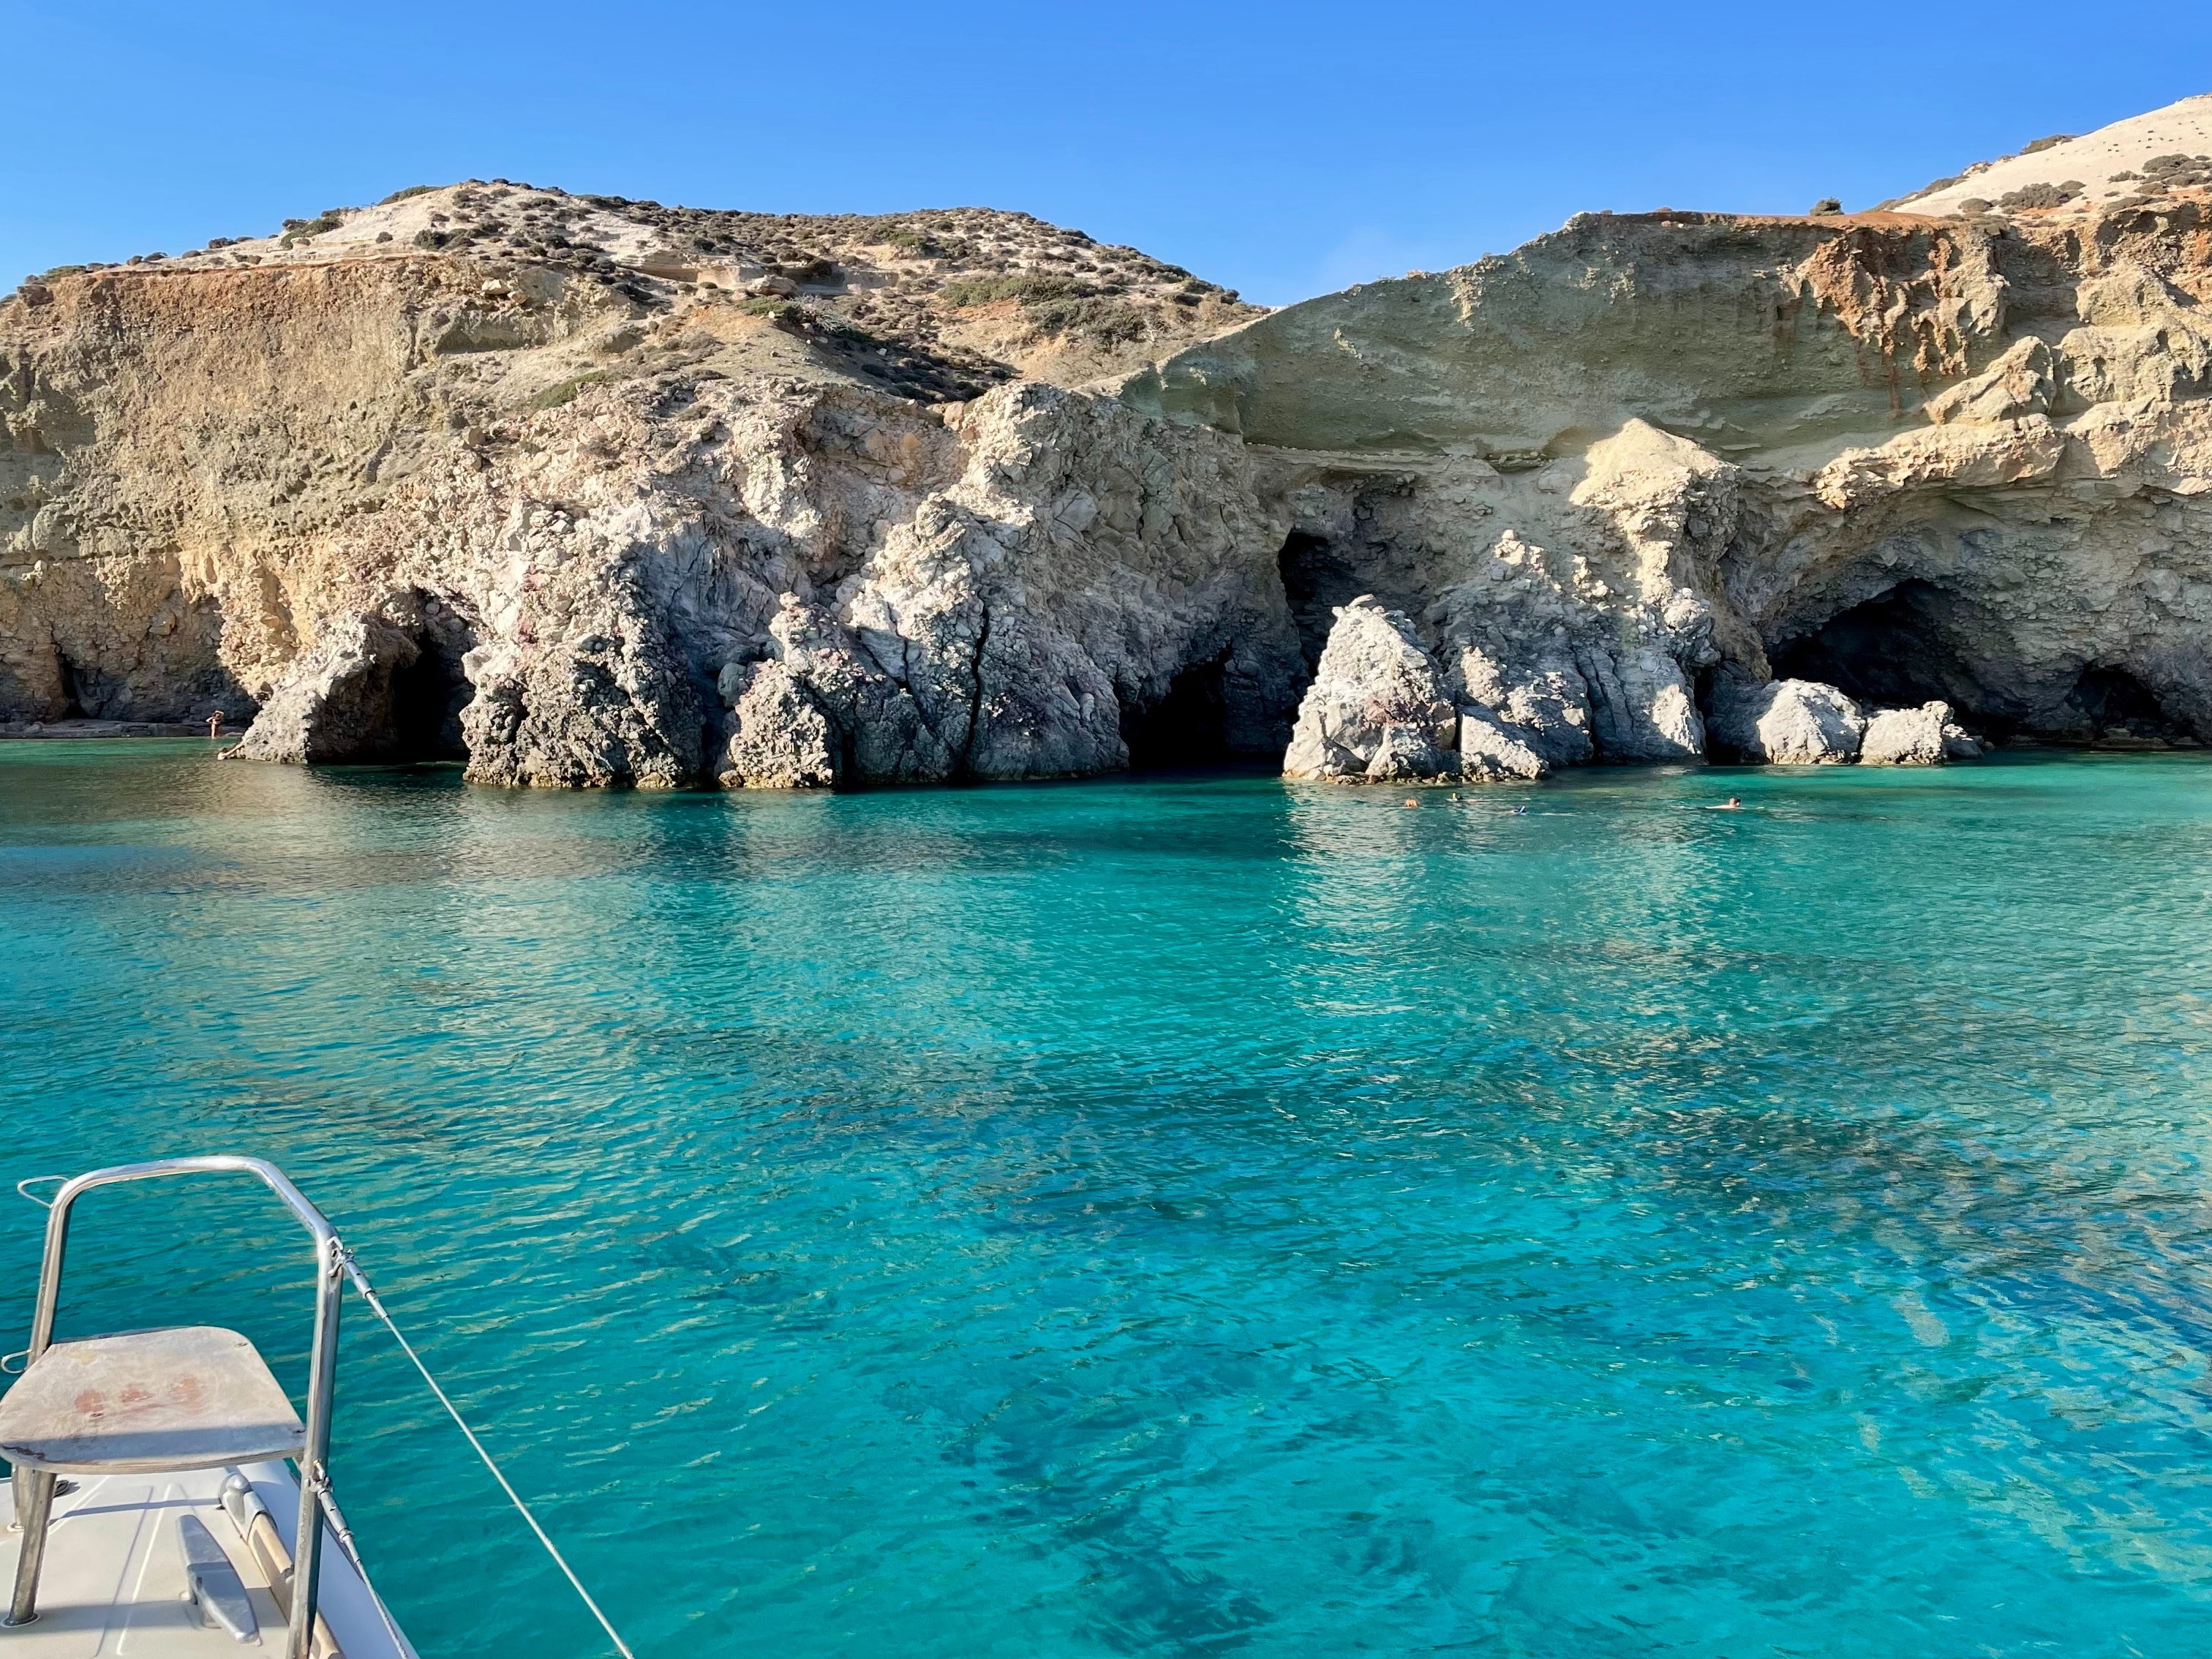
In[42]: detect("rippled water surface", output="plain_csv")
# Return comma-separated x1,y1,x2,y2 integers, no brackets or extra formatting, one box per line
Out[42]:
7,744,2212,1657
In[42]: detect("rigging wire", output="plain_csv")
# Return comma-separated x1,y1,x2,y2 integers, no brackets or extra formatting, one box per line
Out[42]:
310,1474,415,1659
336,1249,639,1659
2,1178,634,1658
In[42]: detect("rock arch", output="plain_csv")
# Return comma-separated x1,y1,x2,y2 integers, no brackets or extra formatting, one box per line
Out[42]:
230,590,478,765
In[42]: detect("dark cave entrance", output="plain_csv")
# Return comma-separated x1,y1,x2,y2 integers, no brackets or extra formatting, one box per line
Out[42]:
1123,654,1241,772
1770,579,1995,723
50,651,128,721
1770,580,2195,745
2061,664,2189,745
1277,530,1366,673
373,595,478,762
385,646,471,760
56,653,89,720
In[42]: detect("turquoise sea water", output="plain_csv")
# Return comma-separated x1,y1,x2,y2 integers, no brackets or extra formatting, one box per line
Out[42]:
5,745,2212,1657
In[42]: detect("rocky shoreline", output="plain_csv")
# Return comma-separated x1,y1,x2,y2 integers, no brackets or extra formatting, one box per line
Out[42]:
7,99,2212,790
0,719,222,740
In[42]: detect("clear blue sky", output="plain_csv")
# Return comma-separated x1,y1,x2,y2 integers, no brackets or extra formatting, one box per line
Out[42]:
7,1,2209,307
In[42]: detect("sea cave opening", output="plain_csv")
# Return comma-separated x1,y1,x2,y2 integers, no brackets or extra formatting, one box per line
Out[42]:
385,649,470,761
1276,530,1366,674
1122,654,1238,772
1769,579,1998,724
1771,580,2194,745
2060,664,2189,745
377,596,478,761
55,652,89,720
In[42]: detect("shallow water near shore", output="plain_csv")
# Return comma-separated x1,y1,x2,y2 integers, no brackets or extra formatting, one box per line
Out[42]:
5,744,2212,1657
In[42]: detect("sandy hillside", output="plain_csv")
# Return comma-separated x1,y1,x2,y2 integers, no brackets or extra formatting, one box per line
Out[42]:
24,182,1260,397
1886,94,2212,217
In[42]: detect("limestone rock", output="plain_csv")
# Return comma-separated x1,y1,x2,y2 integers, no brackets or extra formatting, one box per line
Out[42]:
1923,338,2052,425
719,660,838,789
1709,678,1866,764
1456,707,1549,781
0,186,1265,790
1884,94,2212,219
1456,650,1594,769
1283,597,1457,782
14,104,2212,792
1131,113,2212,771
1854,701,1984,765
230,612,423,764
1942,722,1983,760
452,565,704,790
1861,701,1952,766
712,383,1306,787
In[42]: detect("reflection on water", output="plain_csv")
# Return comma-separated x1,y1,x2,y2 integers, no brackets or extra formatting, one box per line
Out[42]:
6,744,2212,1655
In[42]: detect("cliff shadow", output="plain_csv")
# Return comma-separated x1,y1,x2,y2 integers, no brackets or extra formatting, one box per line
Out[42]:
1277,530,1365,674
1120,652,1290,775
26,639,253,726
1770,579,2011,727
1770,577,2194,745
1274,520,1431,674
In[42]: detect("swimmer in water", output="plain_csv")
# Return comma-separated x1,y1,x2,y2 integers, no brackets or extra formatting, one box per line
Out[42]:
1708,796,1743,810
205,710,224,738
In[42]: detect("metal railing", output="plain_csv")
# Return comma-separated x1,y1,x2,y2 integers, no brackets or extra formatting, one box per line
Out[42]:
5,1156,342,1659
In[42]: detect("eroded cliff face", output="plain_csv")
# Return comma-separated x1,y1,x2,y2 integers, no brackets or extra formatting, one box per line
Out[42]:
1128,166,2212,770
1,184,1284,785
10,105,2212,789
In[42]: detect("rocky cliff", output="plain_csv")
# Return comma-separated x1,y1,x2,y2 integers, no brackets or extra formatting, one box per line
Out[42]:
1131,94,2212,779
1,185,1277,784
9,99,2212,787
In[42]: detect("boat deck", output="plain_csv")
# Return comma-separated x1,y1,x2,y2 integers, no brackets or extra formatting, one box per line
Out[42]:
0,1462,412,1659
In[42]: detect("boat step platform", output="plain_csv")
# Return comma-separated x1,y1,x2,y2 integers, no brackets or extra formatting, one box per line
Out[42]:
0,1460,413,1659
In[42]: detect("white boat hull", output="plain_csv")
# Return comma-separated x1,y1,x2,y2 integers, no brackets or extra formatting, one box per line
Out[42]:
0,1463,413,1659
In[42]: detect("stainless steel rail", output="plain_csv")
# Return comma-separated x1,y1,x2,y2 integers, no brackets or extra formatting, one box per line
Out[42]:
4,1156,343,1659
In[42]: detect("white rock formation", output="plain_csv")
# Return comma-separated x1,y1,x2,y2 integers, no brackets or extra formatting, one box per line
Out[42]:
12,102,2212,789
1859,701,1982,766
1131,102,2212,776
719,660,838,789
1282,597,1459,782
227,590,475,764
1454,707,1549,782
0,190,1276,788
1707,678,1866,764
1886,95,2212,219
691,383,1305,789
225,612,425,766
